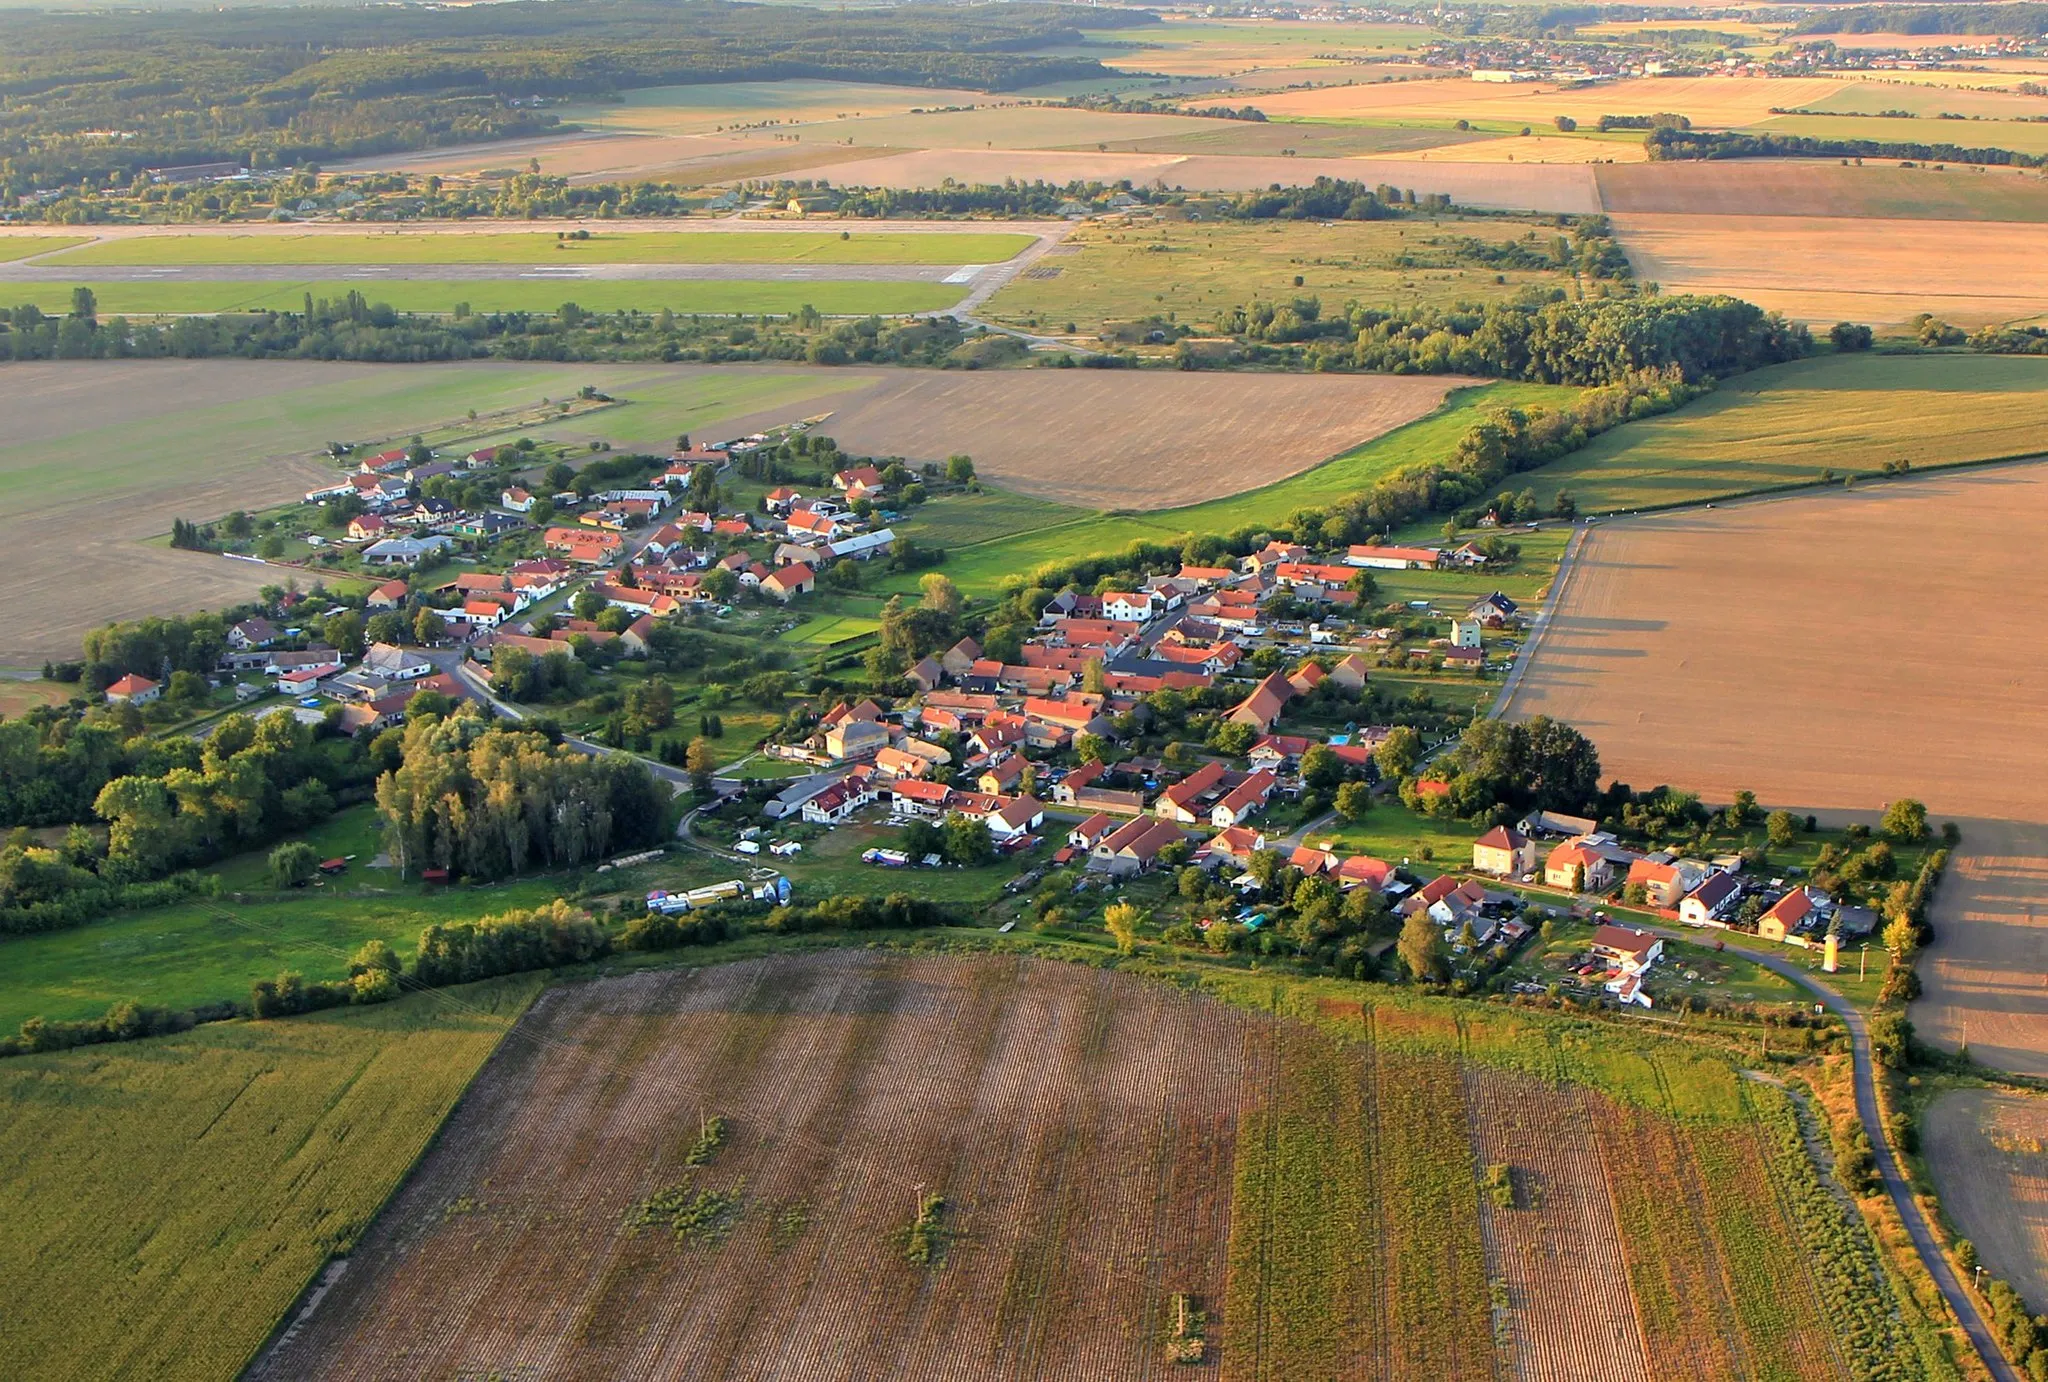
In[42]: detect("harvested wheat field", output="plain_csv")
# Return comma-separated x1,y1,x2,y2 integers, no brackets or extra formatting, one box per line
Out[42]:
733,370,1468,510
1924,1087,2048,1312
248,951,1884,1382
1254,74,1853,129
1596,159,2048,221
770,148,1603,212
1504,468,2048,1070
1610,212,2048,325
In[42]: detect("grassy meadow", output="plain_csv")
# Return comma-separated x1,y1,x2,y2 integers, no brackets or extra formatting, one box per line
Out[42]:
984,217,1586,335
0,975,539,1382
14,278,967,318
42,229,1035,267
1524,353,2048,513
0,235,84,261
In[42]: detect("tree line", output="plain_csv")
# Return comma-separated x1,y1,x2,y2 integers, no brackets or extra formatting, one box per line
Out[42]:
2,710,363,934
1647,125,2047,169
1220,290,1809,386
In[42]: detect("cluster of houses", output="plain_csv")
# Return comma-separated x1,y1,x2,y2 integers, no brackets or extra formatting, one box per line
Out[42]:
305,445,539,567
540,459,902,609
189,614,465,734
1471,811,1880,960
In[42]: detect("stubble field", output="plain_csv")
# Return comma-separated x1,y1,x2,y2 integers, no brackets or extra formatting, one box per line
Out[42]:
1594,160,2048,221
1923,1087,2048,1313
1609,212,2048,324
247,951,1879,1382
1503,467,2048,1072
758,368,1469,510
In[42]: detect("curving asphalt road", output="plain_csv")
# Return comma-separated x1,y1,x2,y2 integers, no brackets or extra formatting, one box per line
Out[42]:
1643,924,2019,1382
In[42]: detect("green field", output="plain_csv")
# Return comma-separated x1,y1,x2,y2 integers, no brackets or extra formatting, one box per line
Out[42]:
0,975,538,1382
893,488,1088,549
19,278,966,318
0,800,1033,1029
0,235,84,261
984,218,1580,335
1524,353,2048,514
41,230,1035,267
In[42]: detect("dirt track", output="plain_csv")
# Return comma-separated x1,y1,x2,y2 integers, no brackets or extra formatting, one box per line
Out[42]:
1504,467,2048,1072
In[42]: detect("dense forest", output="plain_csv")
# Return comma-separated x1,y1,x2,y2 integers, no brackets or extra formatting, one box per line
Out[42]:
1221,291,1809,386
1792,3,2048,36
0,0,1142,191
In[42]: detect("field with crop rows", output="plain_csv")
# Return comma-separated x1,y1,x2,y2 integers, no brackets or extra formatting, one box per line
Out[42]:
0,977,539,1382
249,954,1914,1379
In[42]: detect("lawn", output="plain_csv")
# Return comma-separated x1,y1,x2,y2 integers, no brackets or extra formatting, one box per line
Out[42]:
777,611,881,646
0,975,538,1382
0,235,85,261
1306,798,1482,868
1523,353,2048,514
17,278,969,318
45,230,1034,267
893,488,1087,549
982,217,1581,336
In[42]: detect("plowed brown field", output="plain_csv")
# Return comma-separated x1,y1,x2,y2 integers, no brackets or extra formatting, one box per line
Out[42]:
1505,469,2048,1072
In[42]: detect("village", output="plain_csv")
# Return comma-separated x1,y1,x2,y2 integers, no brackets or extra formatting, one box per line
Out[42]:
86,423,1911,1023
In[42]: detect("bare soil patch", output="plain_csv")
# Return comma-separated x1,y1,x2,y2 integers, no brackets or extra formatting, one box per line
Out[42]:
1596,159,2048,221
1610,211,2048,325
722,369,1467,510
1505,469,2048,1070
1923,1087,2048,1311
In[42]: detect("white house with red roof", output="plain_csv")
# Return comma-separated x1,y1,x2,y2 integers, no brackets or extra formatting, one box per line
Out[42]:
104,673,160,706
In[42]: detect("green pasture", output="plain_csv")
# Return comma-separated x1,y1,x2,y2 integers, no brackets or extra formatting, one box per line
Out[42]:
45,229,1035,267
893,488,1086,549
20,278,967,318
1523,353,2048,513
778,611,881,645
